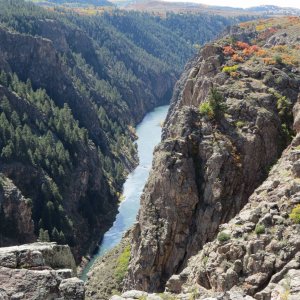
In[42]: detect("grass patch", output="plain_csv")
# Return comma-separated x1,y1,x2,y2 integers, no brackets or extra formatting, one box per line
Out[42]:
115,245,131,285
289,205,300,224
217,231,231,242
255,224,265,235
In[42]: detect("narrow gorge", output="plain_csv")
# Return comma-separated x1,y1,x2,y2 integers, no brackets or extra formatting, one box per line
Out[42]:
105,16,300,300
82,105,169,281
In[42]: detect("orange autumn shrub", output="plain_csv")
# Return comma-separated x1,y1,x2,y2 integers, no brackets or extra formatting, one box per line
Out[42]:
230,71,240,78
263,57,276,65
282,54,299,66
223,45,235,56
232,54,244,62
243,45,260,56
256,49,268,57
236,41,250,50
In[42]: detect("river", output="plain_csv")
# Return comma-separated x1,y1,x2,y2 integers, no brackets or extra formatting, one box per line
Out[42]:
81,105,169,280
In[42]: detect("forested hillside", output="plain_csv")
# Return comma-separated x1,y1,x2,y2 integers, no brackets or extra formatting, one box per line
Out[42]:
0,0,253,260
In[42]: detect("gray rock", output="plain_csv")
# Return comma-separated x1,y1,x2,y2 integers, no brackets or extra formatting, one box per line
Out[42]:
59,277,85,300
121,290,148,298
0,243,83,299
110,296,126,300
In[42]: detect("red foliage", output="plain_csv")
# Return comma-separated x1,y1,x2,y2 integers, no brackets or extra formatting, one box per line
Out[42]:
232,54,244,62
243,45,260,56
236,41,250,50
223,45,235,56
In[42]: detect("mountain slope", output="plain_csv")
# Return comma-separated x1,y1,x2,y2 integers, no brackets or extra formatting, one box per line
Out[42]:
119,16,300,296
0,0,177,260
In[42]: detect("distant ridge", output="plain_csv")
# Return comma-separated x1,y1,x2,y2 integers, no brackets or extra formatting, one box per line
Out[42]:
121,1,300,16
31,0,114,7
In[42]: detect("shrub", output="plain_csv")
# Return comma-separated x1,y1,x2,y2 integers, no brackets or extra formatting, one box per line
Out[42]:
223,45,235,56
199,102,214,119
199,88,226,121
218,231,231,242
289,205,300,224
274,55,283,64
277,96,292,124
230,71,240,78
263,57,276,65
236,41,250,50
243,45,260,56
256,49,268,57
235,120,245,128
222,65,238,73
232,54,244,62
255,224,265,235
208,87,227,119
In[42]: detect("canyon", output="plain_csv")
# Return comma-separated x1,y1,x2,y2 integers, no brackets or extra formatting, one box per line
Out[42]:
103,16,300,300
0,1,300,299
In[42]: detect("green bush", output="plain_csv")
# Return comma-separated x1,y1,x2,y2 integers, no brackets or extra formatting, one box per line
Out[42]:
115,245,131,285
274,55,283,64
199,87,226,120
217,231,231,242
289,205,300,224
255,224,265,235
199,102,214,119
222,65,238,73
235,120,245,128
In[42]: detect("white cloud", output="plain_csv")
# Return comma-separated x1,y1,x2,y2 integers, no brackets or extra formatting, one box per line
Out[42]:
163,0,300,9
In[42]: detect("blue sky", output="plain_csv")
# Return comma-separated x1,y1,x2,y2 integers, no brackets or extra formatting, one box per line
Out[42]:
163,0,300,9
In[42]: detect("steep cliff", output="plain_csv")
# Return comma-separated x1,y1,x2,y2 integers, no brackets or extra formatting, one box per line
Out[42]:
122,16,300,295
164,95,300,299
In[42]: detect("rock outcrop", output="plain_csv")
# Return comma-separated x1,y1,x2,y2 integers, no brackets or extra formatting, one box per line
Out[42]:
0,175,34,245
164,94,300,299
0,242,84,299
122,16,300,296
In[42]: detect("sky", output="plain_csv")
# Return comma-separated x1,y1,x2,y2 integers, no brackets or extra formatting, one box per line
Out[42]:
163,0,300,9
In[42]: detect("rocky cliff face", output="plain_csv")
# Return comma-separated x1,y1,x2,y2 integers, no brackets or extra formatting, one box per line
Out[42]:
0,175,34,246
122,16,300,296
164,96,300,298
0,242,84,299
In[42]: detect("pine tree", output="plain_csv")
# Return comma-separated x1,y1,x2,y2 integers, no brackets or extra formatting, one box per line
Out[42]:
59,231,66,244
38,228,50,242
51,227,60,242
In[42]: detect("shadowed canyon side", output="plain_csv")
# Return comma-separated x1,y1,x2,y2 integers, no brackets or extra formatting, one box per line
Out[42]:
120,17,300,297
0,0,180,261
